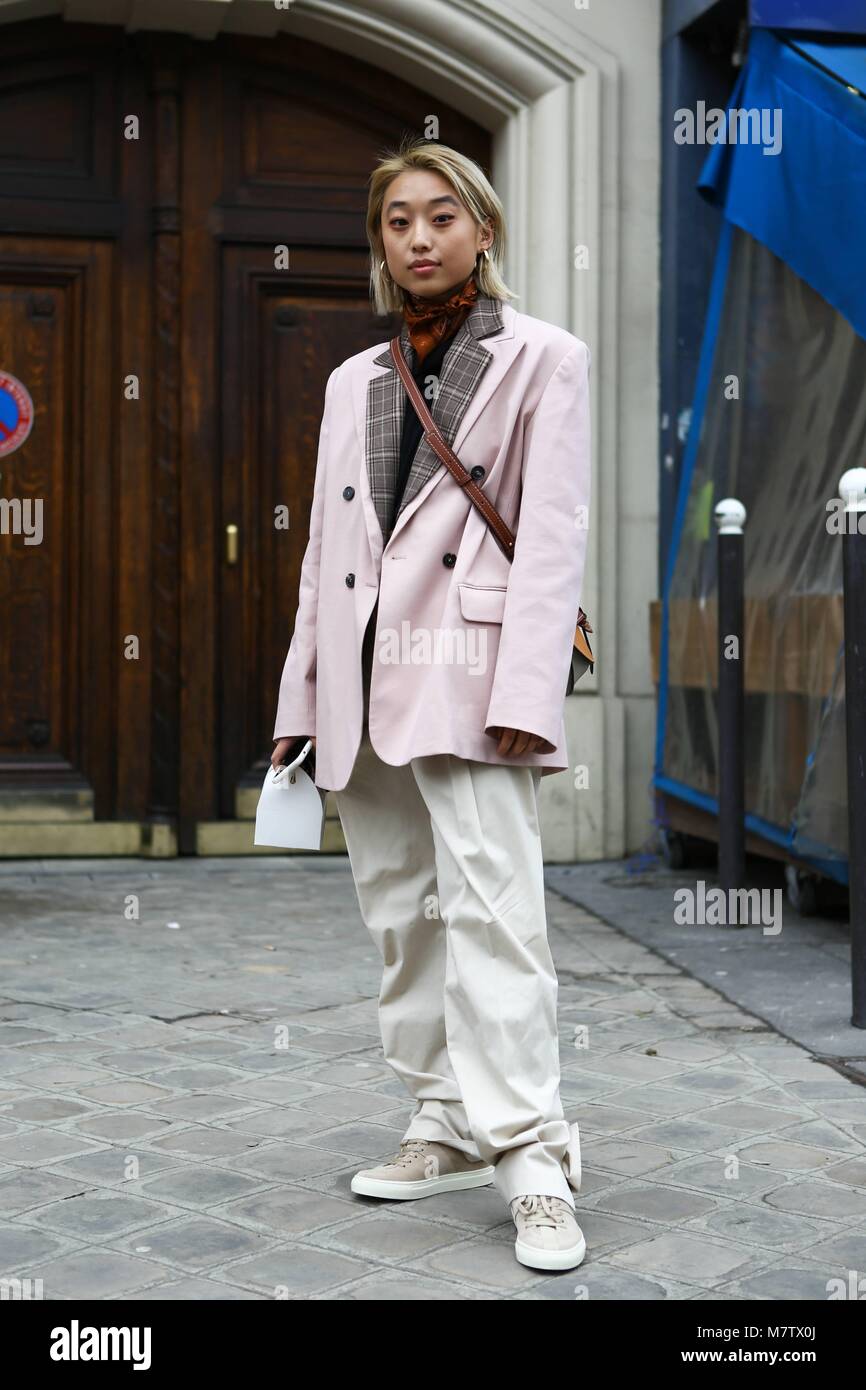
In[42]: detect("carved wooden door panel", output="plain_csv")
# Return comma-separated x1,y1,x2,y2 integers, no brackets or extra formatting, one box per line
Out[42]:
0,266,117,821
218,251,395,817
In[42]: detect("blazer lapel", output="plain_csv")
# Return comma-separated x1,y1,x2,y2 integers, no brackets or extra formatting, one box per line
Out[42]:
365,294,505,544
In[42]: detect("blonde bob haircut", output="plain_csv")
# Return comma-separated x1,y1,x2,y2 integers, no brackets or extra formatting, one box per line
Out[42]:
366,137,516,316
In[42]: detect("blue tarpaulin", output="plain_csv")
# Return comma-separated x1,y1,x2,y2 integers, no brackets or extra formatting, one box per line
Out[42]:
654,25,866,880
697,28,866,341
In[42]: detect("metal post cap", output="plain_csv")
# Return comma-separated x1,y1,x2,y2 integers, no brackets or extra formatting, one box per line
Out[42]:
713,498,747,534
839,468,866,511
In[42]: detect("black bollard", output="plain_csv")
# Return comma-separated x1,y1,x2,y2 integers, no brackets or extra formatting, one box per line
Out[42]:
840,470,866,1028
715,499,746,897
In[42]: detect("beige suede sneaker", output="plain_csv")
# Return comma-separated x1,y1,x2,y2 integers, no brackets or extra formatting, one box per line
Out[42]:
511,1194,587,1271
351,1137,494,1199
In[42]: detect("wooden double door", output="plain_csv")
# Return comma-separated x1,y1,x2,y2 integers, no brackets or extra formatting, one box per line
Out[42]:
0,17,489,851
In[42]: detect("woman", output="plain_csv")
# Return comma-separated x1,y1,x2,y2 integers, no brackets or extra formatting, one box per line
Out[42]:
271,139,591,1273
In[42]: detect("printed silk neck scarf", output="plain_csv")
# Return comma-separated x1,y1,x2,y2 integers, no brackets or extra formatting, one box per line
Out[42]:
402,273,478,365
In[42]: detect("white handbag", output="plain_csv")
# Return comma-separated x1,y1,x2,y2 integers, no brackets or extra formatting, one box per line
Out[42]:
254,739,326,850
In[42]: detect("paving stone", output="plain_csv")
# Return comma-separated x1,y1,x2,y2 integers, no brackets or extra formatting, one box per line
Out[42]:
689,1100,807,1130
812,1099,866,1124
90,1050,189,1075
4,1098,91,1124
146,1125,264,1161
572,1103,658,1135
0,1131,105,1166
0,1220,71,1273
587,1137,684,1179
71,1113,178,1143
0,1050,40,1075
225,1106,346,1140
794,1229,866,1266
47,1149,184,1187
213,1187,359,1237
27,1247,167,1298
627,1117,752,1151
645,1155,784,1198
516,1266,700,1300
696,1203,830,1251
135,1275,263,1299
12,1063,119,1088
221,1244,368,1296
289,1059,393,1089
318,1272,492,1299
310,1209,468,1262
723,1260,853,1300
733,1138,837,1174
418,1236,539,1292
291,1088,406,1122
776,1119,863,1153
75,1081,175,1105
120,1216,275,1270
136,1166,270,1209
215,1076,329,1105
823,1156,866,1188
663,1068,764,1097
587,1183,719,1224
604,1085,724,1120
0,1026,59,1046
0,1169,95,1217
23,1192,169,1240
141,1064,259,1092
270,1121,406,1163
763,1179,866,1222
149,1094,260,1123
610,1230,764,1286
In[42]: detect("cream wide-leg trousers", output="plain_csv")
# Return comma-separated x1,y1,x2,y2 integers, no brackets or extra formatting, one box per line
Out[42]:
332,604,581,1210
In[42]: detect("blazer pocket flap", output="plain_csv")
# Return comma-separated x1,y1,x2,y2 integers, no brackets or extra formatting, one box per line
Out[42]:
458,583,508,624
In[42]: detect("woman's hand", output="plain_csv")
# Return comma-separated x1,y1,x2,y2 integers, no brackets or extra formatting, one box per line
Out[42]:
490,727,546,757
271,736,316,773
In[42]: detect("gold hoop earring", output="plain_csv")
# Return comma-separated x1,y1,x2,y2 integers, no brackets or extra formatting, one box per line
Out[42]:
477,248,491,262
380,258,390,279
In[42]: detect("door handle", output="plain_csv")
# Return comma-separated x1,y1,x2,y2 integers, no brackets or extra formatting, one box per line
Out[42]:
225,523,239,565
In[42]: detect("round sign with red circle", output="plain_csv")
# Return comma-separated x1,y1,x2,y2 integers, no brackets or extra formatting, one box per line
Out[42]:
0,370,34,457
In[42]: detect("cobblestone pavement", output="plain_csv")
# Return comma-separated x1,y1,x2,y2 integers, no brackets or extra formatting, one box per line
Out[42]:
0,857,865,1301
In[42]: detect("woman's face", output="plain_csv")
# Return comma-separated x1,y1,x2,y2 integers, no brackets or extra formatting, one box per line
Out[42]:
380,168,493,301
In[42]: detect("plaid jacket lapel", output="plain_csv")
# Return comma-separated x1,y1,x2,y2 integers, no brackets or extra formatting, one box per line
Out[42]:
366,294,505,543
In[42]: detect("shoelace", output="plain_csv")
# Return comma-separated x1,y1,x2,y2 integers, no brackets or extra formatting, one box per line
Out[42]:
513,1194,572,1228
388,1138,432,1168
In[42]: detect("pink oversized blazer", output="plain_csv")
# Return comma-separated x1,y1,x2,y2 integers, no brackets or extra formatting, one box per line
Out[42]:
273,295,591,792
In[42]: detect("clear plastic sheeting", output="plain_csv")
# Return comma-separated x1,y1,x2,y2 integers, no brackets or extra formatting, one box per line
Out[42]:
661,226,866,876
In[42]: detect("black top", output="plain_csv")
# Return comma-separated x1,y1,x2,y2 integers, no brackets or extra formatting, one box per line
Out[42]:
390,324,461,533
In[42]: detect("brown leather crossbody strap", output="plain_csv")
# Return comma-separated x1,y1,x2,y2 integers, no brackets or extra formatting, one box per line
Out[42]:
389,337,515,561
388,335,593,652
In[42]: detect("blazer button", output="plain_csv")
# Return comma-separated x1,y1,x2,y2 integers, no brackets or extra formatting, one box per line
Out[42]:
470,465,485,482
442,553,456,568
342,486,355,500
345,573,355,587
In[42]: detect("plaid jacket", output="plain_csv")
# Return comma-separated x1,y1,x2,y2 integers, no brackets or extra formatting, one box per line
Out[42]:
366,294,506,544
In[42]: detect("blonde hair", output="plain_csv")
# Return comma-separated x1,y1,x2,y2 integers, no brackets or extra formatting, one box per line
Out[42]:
366,137,516,315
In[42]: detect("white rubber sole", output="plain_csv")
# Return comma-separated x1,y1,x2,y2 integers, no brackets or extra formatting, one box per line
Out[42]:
514,1229,587,1271
351,1165,495,1200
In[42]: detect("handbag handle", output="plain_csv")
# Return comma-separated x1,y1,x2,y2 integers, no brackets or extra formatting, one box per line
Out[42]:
271,737,313,784
389,336,592,641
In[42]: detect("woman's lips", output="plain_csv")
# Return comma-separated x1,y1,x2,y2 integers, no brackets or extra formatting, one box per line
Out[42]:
410,263,439,275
